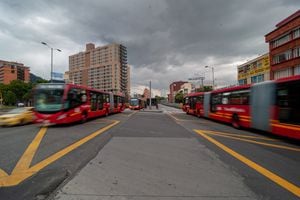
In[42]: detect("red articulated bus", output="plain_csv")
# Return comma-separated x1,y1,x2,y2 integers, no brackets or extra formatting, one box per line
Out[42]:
183,75,300,140
33,83,124,125
129,98,145,110
183,92,205,117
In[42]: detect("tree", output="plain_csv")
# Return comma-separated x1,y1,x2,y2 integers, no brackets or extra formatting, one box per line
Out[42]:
196,86,213,92
175,91,184,103
3,91,17,105
8,80,28,102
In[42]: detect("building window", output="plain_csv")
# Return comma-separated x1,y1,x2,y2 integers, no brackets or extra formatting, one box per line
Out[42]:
238,79,247,85
293,46,300,58
293,27,300,39
271,34,290,48
272,50,292,64
274,68,293,79
294,65,300,75
251,74,264,84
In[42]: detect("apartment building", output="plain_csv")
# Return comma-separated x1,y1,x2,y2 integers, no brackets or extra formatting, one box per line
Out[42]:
0,60,30,84
265,10,300,79
237,53,270,85
68,43,130,99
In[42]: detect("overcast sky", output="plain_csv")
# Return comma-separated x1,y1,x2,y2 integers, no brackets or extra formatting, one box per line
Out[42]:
0,0,299,95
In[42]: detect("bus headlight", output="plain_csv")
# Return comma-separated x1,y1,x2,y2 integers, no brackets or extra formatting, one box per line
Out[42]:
57,114,67,120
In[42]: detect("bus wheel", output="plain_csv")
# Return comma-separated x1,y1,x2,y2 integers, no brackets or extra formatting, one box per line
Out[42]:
232,114,240,129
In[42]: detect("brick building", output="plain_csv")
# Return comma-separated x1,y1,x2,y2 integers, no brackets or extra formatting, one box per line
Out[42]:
265,10,300,79
169,81,187,103
67,43,130,99
0,60,30,84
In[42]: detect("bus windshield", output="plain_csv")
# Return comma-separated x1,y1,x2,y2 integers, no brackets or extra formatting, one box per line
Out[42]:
34,89,64,113
130,99,139,106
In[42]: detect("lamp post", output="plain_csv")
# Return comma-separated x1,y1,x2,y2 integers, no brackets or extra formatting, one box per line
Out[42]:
41,42,62,82
205,65,215,89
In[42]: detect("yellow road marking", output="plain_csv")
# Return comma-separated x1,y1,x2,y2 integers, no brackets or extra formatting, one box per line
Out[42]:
12,127,47,172
194,130,300,197
0,169,8,177
0,120,119,187
29,120,119,173
204,130,278,141
204,131,300,152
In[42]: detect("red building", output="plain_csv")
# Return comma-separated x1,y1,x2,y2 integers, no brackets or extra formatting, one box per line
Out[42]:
0,60,30,84
169,81,187,103
265,10,300,79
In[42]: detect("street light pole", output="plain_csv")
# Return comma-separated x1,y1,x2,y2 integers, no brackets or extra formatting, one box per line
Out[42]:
51,47,53,82
41,42,61,82
205,65,215,89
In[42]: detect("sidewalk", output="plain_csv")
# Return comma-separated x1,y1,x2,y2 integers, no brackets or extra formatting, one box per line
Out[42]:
139,106,163,113
53,129,257,199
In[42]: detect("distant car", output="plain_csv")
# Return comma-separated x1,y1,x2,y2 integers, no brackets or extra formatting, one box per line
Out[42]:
17,102,25,107
0,107,34,126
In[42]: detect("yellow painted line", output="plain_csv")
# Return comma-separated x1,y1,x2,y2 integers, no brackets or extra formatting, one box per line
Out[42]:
0,120,119,187
194,130,300,197
204,131,300,152
0,169,8,177
12,127,47,172
204,130,278,141
29,120,119,174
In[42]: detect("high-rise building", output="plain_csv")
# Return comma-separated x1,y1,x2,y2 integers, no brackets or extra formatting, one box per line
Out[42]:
67,43,130,99
265,10,300,80
0,60,30,84
237,53,270,85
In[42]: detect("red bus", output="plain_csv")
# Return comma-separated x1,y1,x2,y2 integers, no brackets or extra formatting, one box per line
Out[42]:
183,75,300,139
129,98,145,110
33,83,124,125
183,92,204,117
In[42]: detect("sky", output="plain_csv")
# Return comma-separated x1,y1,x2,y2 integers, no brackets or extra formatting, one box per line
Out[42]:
0,0,299,96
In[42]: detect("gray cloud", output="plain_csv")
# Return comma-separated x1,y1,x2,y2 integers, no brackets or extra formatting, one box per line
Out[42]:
0,0,299,92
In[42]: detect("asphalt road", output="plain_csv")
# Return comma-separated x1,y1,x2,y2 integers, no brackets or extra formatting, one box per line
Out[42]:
0,105,299,200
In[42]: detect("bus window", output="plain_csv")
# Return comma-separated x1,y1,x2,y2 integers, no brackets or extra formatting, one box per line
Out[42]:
67,88,82,109
229,90,249,105
114,95,118,108
90,93,97,111
277,81,300,124
222,92,230,105
211,94,222,112
97,93,104,110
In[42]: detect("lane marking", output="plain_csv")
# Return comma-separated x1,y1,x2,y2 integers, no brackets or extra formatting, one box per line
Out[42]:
0,169,8,177
12,127,47,172
0,120,119,187
204,130,278,141
166,113,199,122
194,129,300,197
127,111,138,117
204,131,300,152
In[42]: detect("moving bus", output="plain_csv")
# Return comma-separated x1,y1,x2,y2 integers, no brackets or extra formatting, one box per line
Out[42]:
129,98,144,110
33,83,124,125
183,75,300,139
183,92,204,117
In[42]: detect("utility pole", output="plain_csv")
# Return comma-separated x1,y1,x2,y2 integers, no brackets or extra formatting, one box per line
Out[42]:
149,80,152,109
